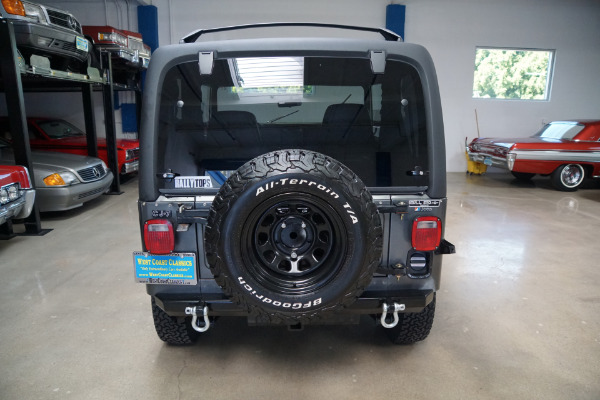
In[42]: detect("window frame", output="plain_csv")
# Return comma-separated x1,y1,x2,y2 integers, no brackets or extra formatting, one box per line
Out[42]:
472,46,556,101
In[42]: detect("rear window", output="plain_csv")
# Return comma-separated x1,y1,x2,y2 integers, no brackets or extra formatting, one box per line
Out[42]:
156,55,429,190
534,122,584,140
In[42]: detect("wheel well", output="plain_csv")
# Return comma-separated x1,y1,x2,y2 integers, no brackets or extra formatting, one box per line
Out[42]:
554,163,590,176
581,163,593,177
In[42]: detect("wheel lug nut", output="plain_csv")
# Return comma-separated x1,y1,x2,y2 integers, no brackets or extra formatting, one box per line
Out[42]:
301,223,306,228
291,252,297,259
281,223,286,228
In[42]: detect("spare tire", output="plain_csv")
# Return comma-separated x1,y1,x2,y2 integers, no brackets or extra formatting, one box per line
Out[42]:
205,149,383,324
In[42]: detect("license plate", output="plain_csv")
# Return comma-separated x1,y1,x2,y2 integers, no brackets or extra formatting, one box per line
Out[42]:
483,157,493,166
76,36,89,52
133,252,197,285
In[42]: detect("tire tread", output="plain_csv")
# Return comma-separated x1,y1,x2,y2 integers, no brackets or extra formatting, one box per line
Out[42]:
385,294,436,345
152,298,199,345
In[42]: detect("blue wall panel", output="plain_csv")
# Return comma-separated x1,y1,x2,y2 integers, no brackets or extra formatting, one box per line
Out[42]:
121,103,138,133
137,5,159,51
386,4,406,40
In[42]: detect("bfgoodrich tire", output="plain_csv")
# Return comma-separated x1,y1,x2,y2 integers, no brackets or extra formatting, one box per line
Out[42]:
152,298,199,345
384,294,436,345
205,149,383,324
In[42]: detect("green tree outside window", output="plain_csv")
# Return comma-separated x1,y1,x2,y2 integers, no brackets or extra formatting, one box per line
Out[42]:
473,48,554,100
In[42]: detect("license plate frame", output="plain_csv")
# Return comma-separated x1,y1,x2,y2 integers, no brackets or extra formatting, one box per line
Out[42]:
483,156,493,166
133,252,197,285
76,36,89,52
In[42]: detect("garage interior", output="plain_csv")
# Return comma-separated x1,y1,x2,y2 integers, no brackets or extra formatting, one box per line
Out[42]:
0,0,599,399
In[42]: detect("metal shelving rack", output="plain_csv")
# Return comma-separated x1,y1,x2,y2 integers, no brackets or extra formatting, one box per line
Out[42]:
0,20,141,238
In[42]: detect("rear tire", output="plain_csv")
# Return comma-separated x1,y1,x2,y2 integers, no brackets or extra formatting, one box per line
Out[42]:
551,164,585,191
383,294,436,345
151,298,199,345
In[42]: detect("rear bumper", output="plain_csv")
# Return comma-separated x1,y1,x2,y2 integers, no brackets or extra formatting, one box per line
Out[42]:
467,150,509,169
152,287,435,321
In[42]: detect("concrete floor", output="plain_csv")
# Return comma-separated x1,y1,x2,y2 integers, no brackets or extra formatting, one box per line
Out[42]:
0,173,599,400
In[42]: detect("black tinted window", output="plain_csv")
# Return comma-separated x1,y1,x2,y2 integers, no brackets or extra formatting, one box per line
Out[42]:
156,56,428,190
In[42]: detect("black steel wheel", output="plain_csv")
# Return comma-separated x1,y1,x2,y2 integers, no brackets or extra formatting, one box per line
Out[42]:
243,196,346,295
205,149,383,324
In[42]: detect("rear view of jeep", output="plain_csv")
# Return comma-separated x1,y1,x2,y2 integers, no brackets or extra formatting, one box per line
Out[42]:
135,24,454,345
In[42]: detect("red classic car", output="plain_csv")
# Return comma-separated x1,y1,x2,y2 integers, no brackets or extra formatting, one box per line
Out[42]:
467,120,600,191
82,26,150,68
0,164,35,226
0,117,139,175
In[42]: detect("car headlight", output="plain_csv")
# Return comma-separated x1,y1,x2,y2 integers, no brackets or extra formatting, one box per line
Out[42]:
22,1,46,23
0,184,20,204
8,185,18,201
125,149,137,160
43,172,78,186
98,32,128,47
0,187,9,204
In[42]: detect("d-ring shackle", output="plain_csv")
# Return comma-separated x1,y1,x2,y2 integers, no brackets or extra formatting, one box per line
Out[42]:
190,305,210,332
380,302,405,328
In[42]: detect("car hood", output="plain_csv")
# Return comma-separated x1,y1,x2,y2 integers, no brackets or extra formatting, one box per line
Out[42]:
47,136,139,150
29,150,104,170
0,165,31,188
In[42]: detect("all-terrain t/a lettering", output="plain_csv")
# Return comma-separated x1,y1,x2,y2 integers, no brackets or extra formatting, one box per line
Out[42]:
255,178,340,199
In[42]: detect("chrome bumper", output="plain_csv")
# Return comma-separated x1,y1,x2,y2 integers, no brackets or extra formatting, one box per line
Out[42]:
467,150,510,170
0,189,35,225
121,160,139,174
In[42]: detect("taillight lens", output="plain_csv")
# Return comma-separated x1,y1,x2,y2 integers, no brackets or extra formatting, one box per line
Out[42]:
144,219,174,254
412,216,442,251
507,153,516,170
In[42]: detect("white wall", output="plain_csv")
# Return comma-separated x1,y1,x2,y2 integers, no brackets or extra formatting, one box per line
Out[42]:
6,0,600,172
403,0,600,171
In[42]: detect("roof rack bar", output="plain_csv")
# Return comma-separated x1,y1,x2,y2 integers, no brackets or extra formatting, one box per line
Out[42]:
180,22,402,44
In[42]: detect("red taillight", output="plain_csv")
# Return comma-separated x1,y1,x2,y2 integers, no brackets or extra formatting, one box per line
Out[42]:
412,216,442,251
144,219,174,254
